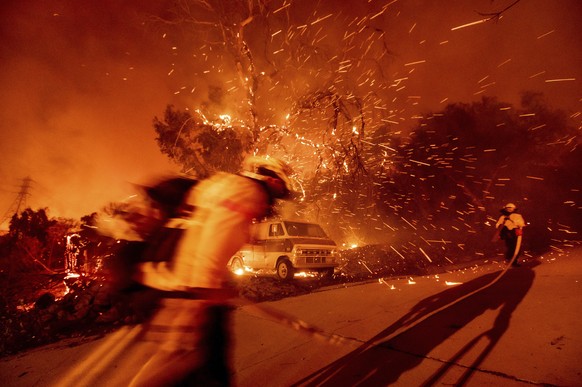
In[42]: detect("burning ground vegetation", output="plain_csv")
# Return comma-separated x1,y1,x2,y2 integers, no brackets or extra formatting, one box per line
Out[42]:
3,230,577,357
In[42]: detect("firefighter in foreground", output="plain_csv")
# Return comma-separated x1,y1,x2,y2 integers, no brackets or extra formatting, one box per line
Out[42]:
129,156,294,386
495,202,526,267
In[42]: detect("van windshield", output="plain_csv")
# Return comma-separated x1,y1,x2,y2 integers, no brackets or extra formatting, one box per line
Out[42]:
284,221,328,238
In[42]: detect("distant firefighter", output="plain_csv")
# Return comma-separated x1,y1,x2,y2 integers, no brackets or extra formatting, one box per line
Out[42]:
495,203,526,267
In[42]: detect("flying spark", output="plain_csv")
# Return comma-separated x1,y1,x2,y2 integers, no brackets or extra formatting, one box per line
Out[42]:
419,247,433,263
404,60,426,66
410,159,431,166
451,18,489,31
497,59,511,68
545,78,576,83
390,245,406,260
310,13,333,26
537,30,555,39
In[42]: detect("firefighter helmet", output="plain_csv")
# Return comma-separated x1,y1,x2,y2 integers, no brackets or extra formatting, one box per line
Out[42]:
241,156,294,199
504,203,517,212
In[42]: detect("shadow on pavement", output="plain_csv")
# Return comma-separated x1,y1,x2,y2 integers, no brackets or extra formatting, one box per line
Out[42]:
294,261,539,386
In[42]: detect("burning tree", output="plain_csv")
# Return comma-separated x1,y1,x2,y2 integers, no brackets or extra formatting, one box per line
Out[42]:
147,0,580,250
147,1,410,232
153,105,251,177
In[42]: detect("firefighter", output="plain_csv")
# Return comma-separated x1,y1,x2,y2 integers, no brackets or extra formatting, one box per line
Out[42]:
129,156,294,386
495,203,526,267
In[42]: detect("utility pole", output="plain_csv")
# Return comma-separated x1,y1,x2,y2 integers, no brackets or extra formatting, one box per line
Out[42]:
0,176,33,229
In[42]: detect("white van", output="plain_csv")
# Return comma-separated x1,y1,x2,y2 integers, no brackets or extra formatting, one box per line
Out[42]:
228,219,338,280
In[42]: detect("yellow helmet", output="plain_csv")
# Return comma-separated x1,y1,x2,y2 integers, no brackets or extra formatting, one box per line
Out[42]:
504,203,516,212
241,156,294,199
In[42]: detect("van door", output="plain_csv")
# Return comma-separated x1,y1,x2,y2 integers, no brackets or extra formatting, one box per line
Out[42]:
254,222,281,269
251,239,267,268
264,222,288,268
248,222,269,269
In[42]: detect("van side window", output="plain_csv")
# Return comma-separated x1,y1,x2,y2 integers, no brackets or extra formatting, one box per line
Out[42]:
269,223,282,237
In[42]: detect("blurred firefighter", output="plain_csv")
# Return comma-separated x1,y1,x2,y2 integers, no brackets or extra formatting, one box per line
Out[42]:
495,203,526,267
127,155,294,387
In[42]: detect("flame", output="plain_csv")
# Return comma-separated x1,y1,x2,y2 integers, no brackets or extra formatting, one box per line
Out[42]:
219,114,232,125
295,271,317,278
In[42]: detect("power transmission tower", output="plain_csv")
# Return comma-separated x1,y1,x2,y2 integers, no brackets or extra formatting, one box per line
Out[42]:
1,176,33,228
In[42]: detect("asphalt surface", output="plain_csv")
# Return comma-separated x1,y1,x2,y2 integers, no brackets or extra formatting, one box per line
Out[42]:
232,251,582,386
1,249,581,386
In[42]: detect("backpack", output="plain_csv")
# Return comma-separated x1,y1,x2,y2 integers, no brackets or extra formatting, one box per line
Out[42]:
103,176,198,291
498,215,515,240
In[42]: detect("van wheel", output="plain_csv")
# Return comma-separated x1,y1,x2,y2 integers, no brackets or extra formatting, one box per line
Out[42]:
230,257,244,274
276,260,294,281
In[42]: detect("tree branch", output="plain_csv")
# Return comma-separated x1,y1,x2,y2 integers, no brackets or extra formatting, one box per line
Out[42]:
477,0,522,22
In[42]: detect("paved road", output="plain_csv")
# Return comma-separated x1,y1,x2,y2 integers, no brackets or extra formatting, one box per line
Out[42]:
2,249,581,386
232,252,582,386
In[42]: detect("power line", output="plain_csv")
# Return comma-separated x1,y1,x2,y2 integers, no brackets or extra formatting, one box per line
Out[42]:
0,176,34,228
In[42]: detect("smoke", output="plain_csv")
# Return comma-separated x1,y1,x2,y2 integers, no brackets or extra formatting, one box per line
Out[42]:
0,0,179,222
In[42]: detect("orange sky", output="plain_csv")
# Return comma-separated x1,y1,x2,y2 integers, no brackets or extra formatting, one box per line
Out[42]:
1,0,580,227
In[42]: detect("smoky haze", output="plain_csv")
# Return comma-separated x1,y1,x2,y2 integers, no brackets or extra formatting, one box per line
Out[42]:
0,0,580,226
